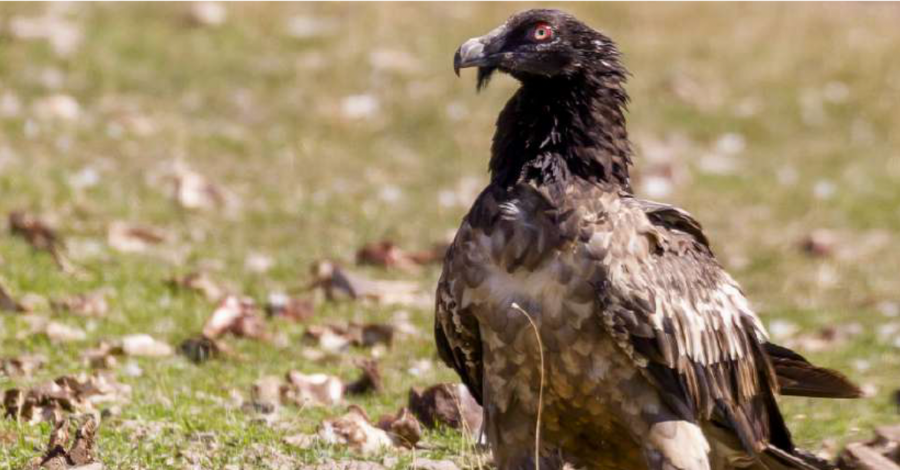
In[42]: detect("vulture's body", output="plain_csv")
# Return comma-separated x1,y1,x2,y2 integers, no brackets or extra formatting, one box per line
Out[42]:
436,9,861,470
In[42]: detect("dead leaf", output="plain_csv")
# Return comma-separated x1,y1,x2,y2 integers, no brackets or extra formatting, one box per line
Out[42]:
24,415,100,470
284,370,344,407
784,323,863,352
356,240,420,271
244,252,274,274
409,383,482,435
0,278,28,312
169,165,227,211
265,293,314,322
800,229,839,258
317,406,393,455
107,222,167,253
1,354,46,377
187,2,227,27
376,407,422,449
44,321,87,343
168,271,225,302
4,372,130,424
249,376,283,414
838,442,900,470
52,291,109,318
303,323,394,352
346,360,383,396
283,433,315,448
202,295,268,340
119,334,173,357
9,211,75,272
9,14,83,57
309,261,430,307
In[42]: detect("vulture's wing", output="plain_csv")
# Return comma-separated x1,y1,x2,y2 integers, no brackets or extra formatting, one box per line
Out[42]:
435,227,485,405
597,198,792,455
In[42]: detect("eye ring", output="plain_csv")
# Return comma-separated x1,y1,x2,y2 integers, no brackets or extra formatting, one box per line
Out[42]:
533,23,553,41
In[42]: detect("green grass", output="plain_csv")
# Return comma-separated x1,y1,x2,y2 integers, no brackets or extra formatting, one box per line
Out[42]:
2,3,899,468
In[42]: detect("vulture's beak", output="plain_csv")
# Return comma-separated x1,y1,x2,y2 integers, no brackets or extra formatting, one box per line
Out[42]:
453,23,507,77
454,37,489,76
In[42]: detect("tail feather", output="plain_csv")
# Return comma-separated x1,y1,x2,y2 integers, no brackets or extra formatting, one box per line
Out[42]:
765,343,863,399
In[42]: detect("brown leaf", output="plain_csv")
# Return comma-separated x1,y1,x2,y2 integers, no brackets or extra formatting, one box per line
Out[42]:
52,291,109,318
107,222,167,253
376,407,422,449
1,354,46,377
4,373,130,424
168,271,225,302
308,261,430,307
0,278,28,312
303,323,394,352
284,370,344,407
838,442,900,470
317,406,393,455
25,415,100,470
800,229,839,258
346,360,383,396
9,211,74,272
409,383,482,435
249,376,283,413
202,295,268,340
265,293,314,322
169,165,227,211
356,240,421,271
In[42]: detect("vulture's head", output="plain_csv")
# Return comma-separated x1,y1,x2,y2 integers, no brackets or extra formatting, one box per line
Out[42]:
454,9,625,90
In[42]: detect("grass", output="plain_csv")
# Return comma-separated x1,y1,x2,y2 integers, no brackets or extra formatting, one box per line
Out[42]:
2,2,899,468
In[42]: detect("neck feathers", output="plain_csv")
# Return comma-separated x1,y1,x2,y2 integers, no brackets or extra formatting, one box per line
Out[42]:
489,73,633,191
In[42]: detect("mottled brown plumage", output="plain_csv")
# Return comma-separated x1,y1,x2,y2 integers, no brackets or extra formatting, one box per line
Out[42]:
437,9,860,470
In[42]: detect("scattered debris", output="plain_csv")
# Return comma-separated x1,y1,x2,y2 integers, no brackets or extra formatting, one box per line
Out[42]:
202,295,268,340
1,354,46,377
169,165,227,211
376,407,422,449
52,291,109,318
317,406,393,455
8,14,83,57
169,271,225,302
244,252,274,274
346,360,383,396
107,222,167,253
178,335,227,364
800,229,839,258
31,318,87,343
32,94,82,122
0,278,28,312
4,372,130,424
8,211,74,272
309,261,430,307
784,323,863,352
356,240,444,271
187,2,227,27
303,323,395,352
409,383,482,435
24,415,100,470
119,334,173,357
837,425,900,469
284,370,344,407
265,293,314,322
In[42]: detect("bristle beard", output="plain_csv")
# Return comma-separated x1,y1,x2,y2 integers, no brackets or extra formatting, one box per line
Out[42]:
476,67,497,92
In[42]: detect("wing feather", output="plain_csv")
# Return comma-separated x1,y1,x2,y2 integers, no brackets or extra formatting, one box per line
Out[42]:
597,198,789,455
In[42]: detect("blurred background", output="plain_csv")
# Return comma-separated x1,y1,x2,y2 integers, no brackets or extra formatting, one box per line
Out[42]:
1,3,899,468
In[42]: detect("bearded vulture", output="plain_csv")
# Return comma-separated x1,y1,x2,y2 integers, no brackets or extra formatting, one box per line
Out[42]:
435,9,861,470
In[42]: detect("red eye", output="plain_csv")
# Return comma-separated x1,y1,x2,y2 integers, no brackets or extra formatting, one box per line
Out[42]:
533,23,553,41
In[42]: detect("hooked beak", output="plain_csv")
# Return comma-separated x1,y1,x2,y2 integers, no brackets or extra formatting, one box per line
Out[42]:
453,23,507,90
454,37,489,76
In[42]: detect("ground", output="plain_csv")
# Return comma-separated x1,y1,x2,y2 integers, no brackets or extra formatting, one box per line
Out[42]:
1,3,899,469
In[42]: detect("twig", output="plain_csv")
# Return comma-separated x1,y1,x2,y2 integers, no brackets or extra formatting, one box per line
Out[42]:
511,302,545,470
